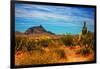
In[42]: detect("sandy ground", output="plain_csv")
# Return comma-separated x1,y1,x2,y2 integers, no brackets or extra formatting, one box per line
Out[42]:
15,46,94,65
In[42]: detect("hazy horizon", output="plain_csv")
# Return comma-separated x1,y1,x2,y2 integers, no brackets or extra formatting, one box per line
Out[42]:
15,3,95,35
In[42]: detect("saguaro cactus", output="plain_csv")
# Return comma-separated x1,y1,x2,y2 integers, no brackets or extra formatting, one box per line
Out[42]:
82,21,88,35
79,21,89,46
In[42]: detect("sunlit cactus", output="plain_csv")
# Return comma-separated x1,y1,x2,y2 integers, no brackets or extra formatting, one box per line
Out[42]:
79,21,88,41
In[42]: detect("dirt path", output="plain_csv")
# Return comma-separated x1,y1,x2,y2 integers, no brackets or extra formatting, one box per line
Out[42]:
63,46,94,62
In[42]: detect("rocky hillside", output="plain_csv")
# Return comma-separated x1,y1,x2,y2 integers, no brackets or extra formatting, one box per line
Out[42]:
24,25,55,35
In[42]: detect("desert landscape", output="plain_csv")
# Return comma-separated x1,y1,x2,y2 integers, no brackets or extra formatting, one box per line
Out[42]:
15,22,95,66
15,3,95,66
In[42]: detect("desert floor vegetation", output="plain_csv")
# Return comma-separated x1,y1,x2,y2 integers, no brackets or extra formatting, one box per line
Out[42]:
15,33,95,66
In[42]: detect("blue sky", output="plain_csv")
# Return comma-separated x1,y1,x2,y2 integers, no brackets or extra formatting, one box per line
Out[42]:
15,3,95,35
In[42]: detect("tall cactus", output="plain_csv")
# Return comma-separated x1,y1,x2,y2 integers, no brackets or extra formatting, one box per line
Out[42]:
79,21,89,45
82,21,88,35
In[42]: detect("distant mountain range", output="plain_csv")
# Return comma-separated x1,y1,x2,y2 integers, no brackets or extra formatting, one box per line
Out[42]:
16,25,55,35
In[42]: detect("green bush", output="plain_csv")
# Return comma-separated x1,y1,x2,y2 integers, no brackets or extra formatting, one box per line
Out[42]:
39,38,52,47
61,34,73,46
15,35,53,53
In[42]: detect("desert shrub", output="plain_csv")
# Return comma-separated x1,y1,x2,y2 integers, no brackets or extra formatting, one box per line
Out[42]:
61,34,73,46
15,36,38,53
48,39,64,48
39,38,52,47
80,48,90,56
55,49,66,59
73,36,79,46
76,46,92,56
80,31,94,46
26,39,36,52
15,36,27,52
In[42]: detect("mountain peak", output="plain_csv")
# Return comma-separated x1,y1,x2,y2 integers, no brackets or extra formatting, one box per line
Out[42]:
25,25,55,35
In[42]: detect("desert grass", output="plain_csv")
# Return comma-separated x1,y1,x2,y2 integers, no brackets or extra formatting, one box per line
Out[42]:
15,34,95,66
